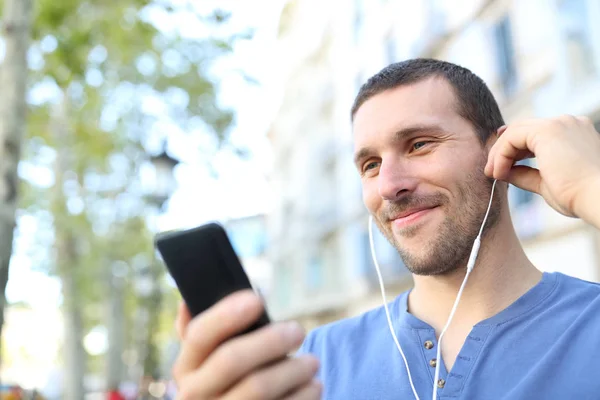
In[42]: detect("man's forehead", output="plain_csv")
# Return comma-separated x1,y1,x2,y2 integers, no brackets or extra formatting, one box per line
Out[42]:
354,78,457,125
352,78,459,141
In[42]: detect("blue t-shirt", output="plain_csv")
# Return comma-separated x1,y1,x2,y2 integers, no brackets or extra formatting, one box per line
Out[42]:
297,272,600,399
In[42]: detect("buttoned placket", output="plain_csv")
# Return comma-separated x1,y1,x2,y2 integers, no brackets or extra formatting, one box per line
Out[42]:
416,325,494,398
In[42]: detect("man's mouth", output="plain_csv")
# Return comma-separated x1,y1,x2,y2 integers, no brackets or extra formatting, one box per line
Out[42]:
390,206,439,229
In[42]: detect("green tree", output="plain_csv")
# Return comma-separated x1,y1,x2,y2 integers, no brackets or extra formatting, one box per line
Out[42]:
10,1,244,397
0,0,33,379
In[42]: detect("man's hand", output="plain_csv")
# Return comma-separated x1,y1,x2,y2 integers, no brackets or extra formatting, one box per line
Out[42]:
485,115,600,228
172,290,321,400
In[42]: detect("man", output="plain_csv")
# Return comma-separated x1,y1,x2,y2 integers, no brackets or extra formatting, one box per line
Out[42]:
171,59,600,399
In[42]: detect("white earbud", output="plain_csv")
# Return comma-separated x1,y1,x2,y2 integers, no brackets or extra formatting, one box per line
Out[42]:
369,179,498,400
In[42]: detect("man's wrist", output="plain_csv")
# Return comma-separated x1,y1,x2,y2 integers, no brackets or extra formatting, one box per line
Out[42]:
578,174,600,229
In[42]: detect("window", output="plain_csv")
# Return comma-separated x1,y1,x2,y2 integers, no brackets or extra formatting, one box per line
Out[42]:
354,0,365,43
510,159,535,208
226,219,267,258
362,228,409,287
494,15,518,98
355,72,364,97
306,256,323,291
510,158,542,239
322,235,339,291
277,266,292,307
385,34,397,65
559,0,596,83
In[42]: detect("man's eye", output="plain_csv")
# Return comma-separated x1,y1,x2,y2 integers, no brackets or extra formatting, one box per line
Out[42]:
364,161,380,172
413,141,429,150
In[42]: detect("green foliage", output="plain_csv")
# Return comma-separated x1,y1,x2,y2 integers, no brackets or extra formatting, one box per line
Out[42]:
8,0,247,381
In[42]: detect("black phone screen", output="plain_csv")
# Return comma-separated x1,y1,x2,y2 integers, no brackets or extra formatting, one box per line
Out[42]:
155,223,271,334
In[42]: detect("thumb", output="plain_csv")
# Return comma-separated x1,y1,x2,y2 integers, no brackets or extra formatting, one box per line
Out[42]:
508,165,541,195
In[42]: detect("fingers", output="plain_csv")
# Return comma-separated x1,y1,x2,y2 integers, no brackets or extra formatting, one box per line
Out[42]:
486,124,539,180
575,115,593,126
219,356,320,400
487,115,592,180
496,125,508,136
507,165,541,195
175,302,192,340
486,138,520,181
186,321,308,396
171,291,319,400
172,290,263,379
282,380,323,400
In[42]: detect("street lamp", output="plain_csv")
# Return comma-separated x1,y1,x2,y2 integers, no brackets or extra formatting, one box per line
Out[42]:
133,261,163,392
148,141,180,211
135,140,180,395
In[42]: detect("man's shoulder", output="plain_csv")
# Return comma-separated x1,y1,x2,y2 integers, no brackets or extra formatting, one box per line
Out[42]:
555,271,600,294
544,272,600,317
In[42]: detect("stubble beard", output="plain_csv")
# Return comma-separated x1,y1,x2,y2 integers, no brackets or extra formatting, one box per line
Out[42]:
375,170,501,276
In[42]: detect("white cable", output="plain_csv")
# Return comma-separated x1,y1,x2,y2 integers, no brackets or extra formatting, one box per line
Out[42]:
432,179,497,400
369,180,497,400
369,216,421,400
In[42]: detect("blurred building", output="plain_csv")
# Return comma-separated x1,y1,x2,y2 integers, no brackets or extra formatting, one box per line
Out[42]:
223,214,273,300
266,0,414,329
266,0,600,328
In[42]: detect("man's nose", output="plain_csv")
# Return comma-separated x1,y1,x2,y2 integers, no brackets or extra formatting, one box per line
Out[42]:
378,159,417,201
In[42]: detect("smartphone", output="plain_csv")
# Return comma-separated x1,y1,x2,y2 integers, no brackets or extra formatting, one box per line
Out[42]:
155,222,271,335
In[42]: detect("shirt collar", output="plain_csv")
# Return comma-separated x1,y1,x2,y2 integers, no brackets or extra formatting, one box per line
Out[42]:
393,272,559,329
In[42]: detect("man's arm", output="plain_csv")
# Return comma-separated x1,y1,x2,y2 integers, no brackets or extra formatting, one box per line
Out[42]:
485,115,600,229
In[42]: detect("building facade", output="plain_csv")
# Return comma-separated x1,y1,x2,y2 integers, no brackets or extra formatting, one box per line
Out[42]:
223,214,273,300
266,0,600,329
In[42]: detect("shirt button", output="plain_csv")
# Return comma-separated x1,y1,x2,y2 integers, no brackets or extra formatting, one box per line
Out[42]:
437,379,446,388
430,358,437,367
424,340,434,350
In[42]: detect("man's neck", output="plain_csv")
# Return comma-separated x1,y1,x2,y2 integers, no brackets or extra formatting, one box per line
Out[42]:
407,210,542,333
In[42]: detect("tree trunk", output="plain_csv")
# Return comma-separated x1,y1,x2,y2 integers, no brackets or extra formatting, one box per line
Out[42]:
106,271,126,391
143,267,162,379
136,262,163,399
60,244,86,400
53,98,86,400
0,0,33,370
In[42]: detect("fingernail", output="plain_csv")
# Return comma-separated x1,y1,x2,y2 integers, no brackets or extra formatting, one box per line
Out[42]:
312,379,323,391
281,321,305,343
302,356,320,372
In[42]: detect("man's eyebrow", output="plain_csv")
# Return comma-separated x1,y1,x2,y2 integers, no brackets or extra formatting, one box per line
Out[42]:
353,124,448,167
391,124,447,142
353,147,374,167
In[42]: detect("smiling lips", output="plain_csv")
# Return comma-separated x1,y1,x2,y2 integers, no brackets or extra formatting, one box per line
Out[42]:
390,206,439,228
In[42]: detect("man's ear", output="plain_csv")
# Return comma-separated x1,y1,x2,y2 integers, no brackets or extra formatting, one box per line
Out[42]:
484,126,504,151
496,125,507,137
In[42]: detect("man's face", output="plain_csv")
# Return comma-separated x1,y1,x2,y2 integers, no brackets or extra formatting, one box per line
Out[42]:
353,77,500,276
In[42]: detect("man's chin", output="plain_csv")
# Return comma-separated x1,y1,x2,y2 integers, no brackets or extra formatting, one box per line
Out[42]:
397,246,461,276
406,264,461,277
391,220,438,244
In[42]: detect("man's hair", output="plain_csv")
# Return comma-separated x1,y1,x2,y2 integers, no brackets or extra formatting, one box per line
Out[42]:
351,58,505,144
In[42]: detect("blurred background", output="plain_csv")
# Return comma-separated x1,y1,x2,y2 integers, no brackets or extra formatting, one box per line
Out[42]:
1,0,600,398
